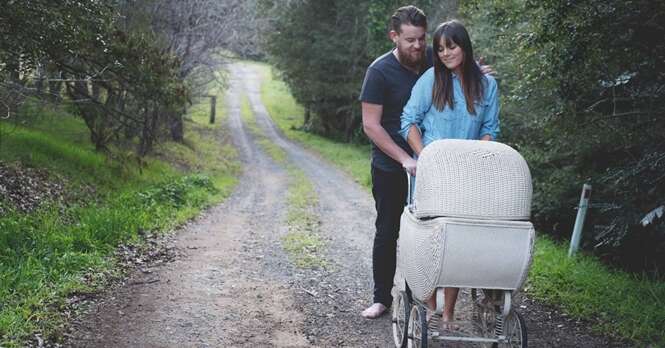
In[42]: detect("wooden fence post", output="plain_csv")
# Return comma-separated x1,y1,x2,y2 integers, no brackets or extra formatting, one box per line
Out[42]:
568,183,592,257
209,95,217,124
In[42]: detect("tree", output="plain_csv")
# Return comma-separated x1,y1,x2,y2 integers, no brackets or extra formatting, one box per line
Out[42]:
0,0,188,156
263,0,435,141
117,0,258,141
461,0,665,274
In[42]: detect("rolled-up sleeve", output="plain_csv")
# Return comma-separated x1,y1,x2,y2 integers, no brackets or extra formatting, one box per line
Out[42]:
479,75,500,140
400,69,434,140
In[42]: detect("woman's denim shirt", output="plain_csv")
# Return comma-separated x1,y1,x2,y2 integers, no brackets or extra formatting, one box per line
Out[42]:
399,67,500,146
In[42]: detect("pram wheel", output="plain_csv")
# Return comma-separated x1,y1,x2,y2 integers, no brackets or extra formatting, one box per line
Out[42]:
494,310,527,348
392,291,410,348
407,304,427,348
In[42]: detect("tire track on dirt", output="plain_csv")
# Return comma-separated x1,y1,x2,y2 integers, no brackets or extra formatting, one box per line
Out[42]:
67,66,310,348
234,63,628,348
65,62,625,348
237,63,397,347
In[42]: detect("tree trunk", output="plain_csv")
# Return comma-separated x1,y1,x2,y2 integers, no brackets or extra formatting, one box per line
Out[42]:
303,107,311,128
139,108,158,156
5,59,23,117
344,113,361,142
209,96,217,124
170,111,184,142
48,69,63,102
91,81,101,101
35,62,46,95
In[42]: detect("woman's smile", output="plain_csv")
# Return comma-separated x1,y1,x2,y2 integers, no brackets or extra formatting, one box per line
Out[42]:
437,37,464,73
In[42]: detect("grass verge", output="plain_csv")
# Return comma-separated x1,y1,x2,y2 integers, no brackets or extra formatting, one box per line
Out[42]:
0,90,238,347
528,236,665,344
282,167,325,269
257,62,665,345
239,92,325,269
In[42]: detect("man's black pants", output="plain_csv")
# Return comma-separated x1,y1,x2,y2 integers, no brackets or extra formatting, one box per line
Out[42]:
371,166,408,307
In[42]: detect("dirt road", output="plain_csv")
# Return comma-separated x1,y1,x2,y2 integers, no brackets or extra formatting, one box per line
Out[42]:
66,63,625,347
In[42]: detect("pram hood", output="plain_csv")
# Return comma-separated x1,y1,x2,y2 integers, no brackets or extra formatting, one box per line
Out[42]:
413,139,532,220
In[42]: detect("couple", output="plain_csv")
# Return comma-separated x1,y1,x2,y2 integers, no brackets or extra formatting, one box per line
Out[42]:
359,5,500,326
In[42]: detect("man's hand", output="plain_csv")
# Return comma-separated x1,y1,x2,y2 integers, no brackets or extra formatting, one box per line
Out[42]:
402,157,417,176
478,56,496,76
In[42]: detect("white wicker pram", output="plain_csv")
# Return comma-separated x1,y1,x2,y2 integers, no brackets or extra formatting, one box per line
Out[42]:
392,139,535,348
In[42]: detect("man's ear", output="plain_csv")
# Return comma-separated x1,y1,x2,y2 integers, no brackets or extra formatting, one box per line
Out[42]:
389,30,399,44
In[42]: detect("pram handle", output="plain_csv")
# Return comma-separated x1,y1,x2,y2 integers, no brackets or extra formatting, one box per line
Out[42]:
406,171,415,208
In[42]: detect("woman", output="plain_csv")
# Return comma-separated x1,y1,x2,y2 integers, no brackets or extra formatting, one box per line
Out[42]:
399,20,500,327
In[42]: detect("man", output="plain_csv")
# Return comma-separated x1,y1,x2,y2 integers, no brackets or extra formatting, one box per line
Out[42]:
359,6,492,319
359,5,428,319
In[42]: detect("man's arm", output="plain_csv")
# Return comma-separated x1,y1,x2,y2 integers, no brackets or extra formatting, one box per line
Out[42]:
478,57,496,76
362,102,417,175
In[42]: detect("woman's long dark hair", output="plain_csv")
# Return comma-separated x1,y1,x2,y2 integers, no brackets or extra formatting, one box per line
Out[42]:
432,20,485,114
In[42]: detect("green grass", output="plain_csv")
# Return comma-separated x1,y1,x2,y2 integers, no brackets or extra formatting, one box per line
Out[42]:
237,88,325,268
256,62,665,345
0,89,239,347
13,98,92,146
528,236,665,344
282,168,325,269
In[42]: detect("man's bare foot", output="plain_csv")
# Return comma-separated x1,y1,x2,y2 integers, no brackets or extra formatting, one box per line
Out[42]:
361,303,387,319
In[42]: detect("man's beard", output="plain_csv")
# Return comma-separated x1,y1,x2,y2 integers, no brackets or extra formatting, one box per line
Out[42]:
396,46,426,71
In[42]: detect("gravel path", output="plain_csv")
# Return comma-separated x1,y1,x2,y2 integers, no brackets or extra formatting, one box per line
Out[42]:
64,63,627,347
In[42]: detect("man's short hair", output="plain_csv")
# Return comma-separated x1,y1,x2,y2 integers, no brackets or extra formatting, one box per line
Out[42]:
390,5,427,33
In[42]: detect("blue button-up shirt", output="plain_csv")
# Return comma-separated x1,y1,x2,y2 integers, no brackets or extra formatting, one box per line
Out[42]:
399,67,500,146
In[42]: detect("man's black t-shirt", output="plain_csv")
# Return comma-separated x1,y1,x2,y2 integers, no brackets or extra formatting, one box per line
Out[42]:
359,48,433,172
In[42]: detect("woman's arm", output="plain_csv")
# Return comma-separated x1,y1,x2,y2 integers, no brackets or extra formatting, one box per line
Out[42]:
400,69,434,153
479,76,500,140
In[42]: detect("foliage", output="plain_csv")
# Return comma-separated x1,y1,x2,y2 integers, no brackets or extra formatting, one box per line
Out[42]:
0,0,189,156
529,236,665,344
461,0,665,275
0,0,253,156
262,0,434,141
137,174,217,208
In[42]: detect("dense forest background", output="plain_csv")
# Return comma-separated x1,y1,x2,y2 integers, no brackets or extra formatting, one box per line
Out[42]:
1,0,664,276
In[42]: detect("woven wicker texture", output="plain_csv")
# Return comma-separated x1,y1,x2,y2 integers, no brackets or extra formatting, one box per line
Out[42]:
397,208,447,301
414,139,532,220
398,208,535,302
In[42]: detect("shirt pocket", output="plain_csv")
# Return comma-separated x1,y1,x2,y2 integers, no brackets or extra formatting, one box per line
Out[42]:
433,109,458,138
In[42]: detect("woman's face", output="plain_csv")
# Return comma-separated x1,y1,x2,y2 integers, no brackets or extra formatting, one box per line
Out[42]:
437,36,464,73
